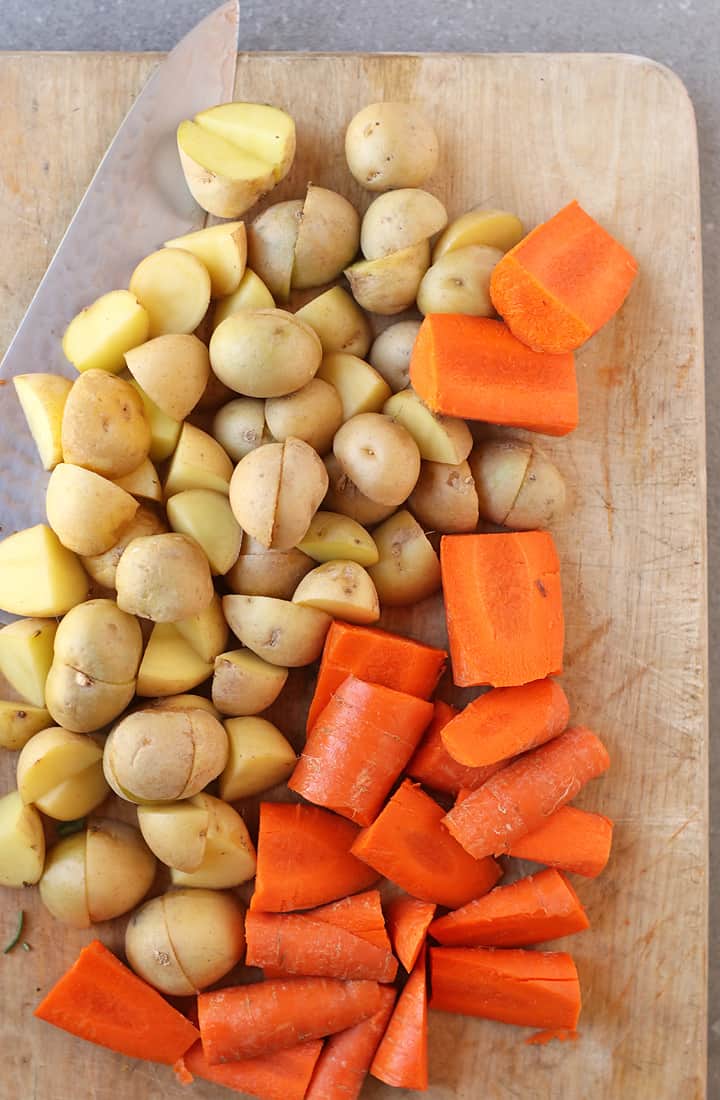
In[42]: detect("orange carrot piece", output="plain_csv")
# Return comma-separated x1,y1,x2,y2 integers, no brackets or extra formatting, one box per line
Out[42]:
251,802,379,912
175,1039,323,1100
290,676,433,825
409,314,578,436
440,532,565,687
305,986,397,1100
371,947,428,1090
386,895,437,972
199,978,383,1064
34,939,199,1064
351,779,502,909
441,679,569,767
490,200,638,354
430,946,581,1029
406,700,505,794
443,726,610,859
428,868,589,947
246,910,398,982
307,622,446,733
310,889,392,951
508,805,614,877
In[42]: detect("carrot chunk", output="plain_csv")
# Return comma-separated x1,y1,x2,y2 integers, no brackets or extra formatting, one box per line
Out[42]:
371,948,428,1090
175,1039,323,1100
246,909,398,982
305,986,397,1100
509,804,614,877
386,895,436,972
406,700,505,794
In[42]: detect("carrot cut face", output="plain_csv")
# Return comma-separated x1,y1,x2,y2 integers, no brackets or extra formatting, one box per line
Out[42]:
371,947,428,1090
508,804,614,877
175,1039,323,1100
386,895,437,972
310,889,392,951
305,985,397,1100
406,700,505,794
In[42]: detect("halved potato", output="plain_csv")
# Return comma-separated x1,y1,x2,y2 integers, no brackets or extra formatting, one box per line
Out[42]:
214,268,275,328
136,624,214,696
361,189,447,260
265,378,343,455
175,594,230,664
292,185,360,289
116,532,214,622
0,525,89,618
229,438,328,550
223,594,332,667
212,649,288,716
85,818,156,923
220,716,296,800
368,510,441,606
13,373,73,470
210,308,322,398
247,200,303,301
17,727,108,820
165,222,247,297
137,800,210,872
46,464,138,556
127,380,182,463
432,208,524,260
297,511,379,566
226,535,314,599
323,454,397,526
38,832,89,925
295,286,371,357
408,459,480,533
62,289,149,374
177,120,275,220
345,240,430,315
369,321,421,393
113,458,162,503
470,439,567,529
0,789,45,888
61,369,151,479
507,447,567,529
125,334,210,420
212,397,268,462
81,504,167,589
196,102,296,180
416,244,502,316
0,701,52,751
164,423,233,498
383,388,473,464
129,247,211,337
170,793,257,889
316,353,391,421
167,489,242,575
293,560,379,624
0,618,57,707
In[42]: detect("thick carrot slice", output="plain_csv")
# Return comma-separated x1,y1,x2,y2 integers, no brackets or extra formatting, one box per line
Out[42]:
386,895,436,972
490,200,638,354
307,622,446,733
443,726,610,859
430,946,581,1029
310,889,392,950
290,676,433,825
351,779,502,908
199,978,383,1064
251,802,379,912
175,1039,323,1100
246,910,398,982
409,315,578,436
305,986,397,1100
440,532,565,687
406,700,505,794
371,947,428,1090
34,940,199,1064
508,804,614,877
428,868,589,947
441,679,569,766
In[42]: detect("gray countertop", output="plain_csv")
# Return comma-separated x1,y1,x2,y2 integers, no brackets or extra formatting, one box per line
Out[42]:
2,0,718,1090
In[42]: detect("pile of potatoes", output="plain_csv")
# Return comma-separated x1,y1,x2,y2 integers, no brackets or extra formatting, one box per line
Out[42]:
0,98,567,991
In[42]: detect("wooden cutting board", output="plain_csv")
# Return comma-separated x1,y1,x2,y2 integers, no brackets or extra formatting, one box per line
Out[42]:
0,51,707,1100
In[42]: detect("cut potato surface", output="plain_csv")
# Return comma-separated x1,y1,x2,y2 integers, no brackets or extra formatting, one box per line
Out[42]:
298,511,379,566
293,560,380,624
0,618,57,708
61,369,151,479
0,702,52,752
136,623,213,697
317,352,392,421
383,388,473,464
113,457,162,503
220,716,297,801
368,509,442,606
212,649,288,716
169,793,257,889
125,334,210,421
345,240,431,315
13,373,72,471
129,247,211,337
127,379,182,463
174,594,230,664
295,286,371,357
165,222,247,298
46,463,139,556
17,727,108,820
196,102,296,181
62,289,149,374
210,308,322,398
177,120,275,220
0,525,89,617
223,594,332,667
0,789,45,888
164,422,233,498
432,207,524,260
167,489,242,575
214,269,275,327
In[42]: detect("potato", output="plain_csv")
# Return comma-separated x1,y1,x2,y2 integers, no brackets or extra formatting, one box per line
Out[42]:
295,286,371,357
0,618,57,707
38,832,90,926
128,380,182,464
409,459,479,533
211,397,267,462
170,793,256,889
345,241,430,315
165,222,247,297
214,269,275,328
137,800,211,872
46,464,139,556
167,489,242,575
212,649,288,717
140,693,219,718
116,532,214,623
13,373,72,470
369,320,421,393
247,200,304,301
333,413,421,507
81,504,168,589
136,624,213,697
62,289,149,374
210,308,322,398
293,560,380,624
59,370,150,483
432,208,524,260
223,594,331,667
125,334,210,420
45,668,134,736
220,716,296,800
104,707,228,803
316,353,391,421
113,457,162,503
383,388,473,464
16,726,107,818
196,102,296,182
470,439,567,529
345,102,439,190
129,248,211,337
368,510,441,606
265,378,343,455
508,448,567,529
0,525,89,618
417,244,502,316
164,423,233,499
226,535,314,599
175,594,230,663
85,817,156,922
322,454,397,526
292,186,360,289
298,511,379,566
0,701,52,751
0,789,45,888
126,888,246,995
361,189,447,260
229,438,328,550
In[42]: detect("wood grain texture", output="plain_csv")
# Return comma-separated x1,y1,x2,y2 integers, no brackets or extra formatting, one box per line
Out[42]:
0,51,707,1100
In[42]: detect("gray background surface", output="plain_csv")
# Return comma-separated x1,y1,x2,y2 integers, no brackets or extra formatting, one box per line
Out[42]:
2,0,717,1090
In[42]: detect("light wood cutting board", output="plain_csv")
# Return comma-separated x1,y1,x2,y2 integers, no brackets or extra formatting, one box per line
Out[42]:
0,50,707,1100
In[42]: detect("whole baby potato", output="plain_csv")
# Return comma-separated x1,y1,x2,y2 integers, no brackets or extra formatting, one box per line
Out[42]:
124,334,210,420
247,199,304,301
292,185,360,289
345,241,430,315
229,438,328,550
470,439,567,529
212,397,268,462
265,378,343,455
333,413,421,507
345,102,439,191
116,533,214,622
323,454,396,526
209,308,322,397
61,369,151,479
295,286,371,358
82,504,168,590
225,534,314,599
369,321,422,393
223,594,332,668
408,459,480,533
361,189,447,260
368,509,442,606
46,464,138,556
416,244,503,316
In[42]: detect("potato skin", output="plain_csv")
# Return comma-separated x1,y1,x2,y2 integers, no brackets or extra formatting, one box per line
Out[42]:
369,321,422,393
212,649,289,716
368,509,442,606
293,560,380,624
61,370,151,479
292,186,360,289
81,505,168,590
124,334,210,421
333,413,421,507
345,102,439,191
295,286,371,358
222,594,332,667
115,533,214,622
85,817,156,923
323,454,397,526
209,308,322,398
360,188,447,260
229,439,328,551
225,535,314,599
408,459,480,534
470,439,567,529
247,200,303,302
345,241,430,316
265,378,343,456
416,244,503,316
46,464,139,556
212,397,267,462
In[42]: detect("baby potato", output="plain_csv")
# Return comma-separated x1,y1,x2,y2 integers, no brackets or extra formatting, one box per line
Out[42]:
0,525,89,618
116,532,214,622
345,101,439,191
212,649,288,716
127,380,182,464
137,800,211,872
298,511,379,566
265,378,343,455
0,618,57,707
333,413,421,507
81,504,168,590
167,489,242,575
17,727,108,820
223,594,332,668
247,199,303,301
0,701,52,752
129,247,211,337
196,102,296,182
0,789,45,888
226,535,314,599
169,793,257,889
141,694,219,717
212,397,267,462
46,464,138,556
125,334,210,420
165,222,247,298
345,241,430,315
293,560,380,624
214,269,275,328
417,244,503,316
164,423,233,499
113,457,162,503
292,186,360,289
175,594,229,664
369,321,422,393
13,373,73,471
62,288,149,374
61,369,151,479
45,669,134,737
470,439,567,529
85,817,156,923
383,388,473,464
432,207,524,260
39,832,89,926
323,454,397,526
295,286,371,357
220,716,297,800
136,623,213,697
361,189,447,260
210,308,322,398
368,509,441,606
409,459,479,533
508,447,567,529
316,353,391,421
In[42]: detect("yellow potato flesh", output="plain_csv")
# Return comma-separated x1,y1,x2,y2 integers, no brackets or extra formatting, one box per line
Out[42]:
167,489,242,575
174,594,230,664
0,618,57,707
344,241,430,315
368,510,442,607
178,118,273,180
293,560,380,624
383,388,473,464
62,289,149,374
212,649,288,716
129,247,211,338
13,373,72,470
164,423,233,498
34,761,109,821
16,726,104,805
137,801,211,872
214,269,275,328
317,353,391,421
0,790,45,888
170,794,257,889
46,464,139,556
0,701,52,751
165,222,247,298
113,457,162,502
220,716,297,800
297,511,379,566
39,832,89,927
195,102,295,180
85,818,156,923
128,380,182,463
0,525,89,617
295,286,371,357
136,623,214,697
432,208,524,260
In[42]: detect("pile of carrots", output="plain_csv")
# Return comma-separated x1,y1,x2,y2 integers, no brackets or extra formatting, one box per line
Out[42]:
33,200,636,1099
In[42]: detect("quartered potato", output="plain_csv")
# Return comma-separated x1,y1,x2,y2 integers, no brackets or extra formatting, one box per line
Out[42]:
369,321,422,393
129,248,211,337
247,200,304,301
0,790,45,888
383,388,473,464
297,511,379,566
432,207,524,260
295,286,371,357
229,438,328,550
113,457,163,503
166,489,242,575
136,623,213,697
174,594,229,664
409,459,480,533
13,373,73,471
163,423,233,498
125,334,210,421
62,289,149,374
0,618,57,707
225,535,314,599
368,509,442,606
212,649,288,716
316,353,391,421
169,793,257,888
219,716,297,801
16,727,109,820
345,240,430,315
213,268,275,327
46,464,138,556
165,222,247,297
223,594,332,667
293,560,380,624
292,185,360,289
0,525,89,618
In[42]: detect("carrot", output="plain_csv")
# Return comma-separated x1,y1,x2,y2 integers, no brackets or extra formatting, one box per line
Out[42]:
371,947,428,1090
305,986,397,1100
246,910,398,982
290,676,433,825
428,868,589,947
175,1039,323,1100
251,802,379,912
441,678,569,767
489,200,638,354
34,939,199,1065
440,532,565,687
386,895,436,972
430,946,581,1029
351,779,502,908
200,977,383,1064
406,700,505,795
443,726,610,859
409,314,578,436
307,621,446,733
310,889,392,950
508,804,614,877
